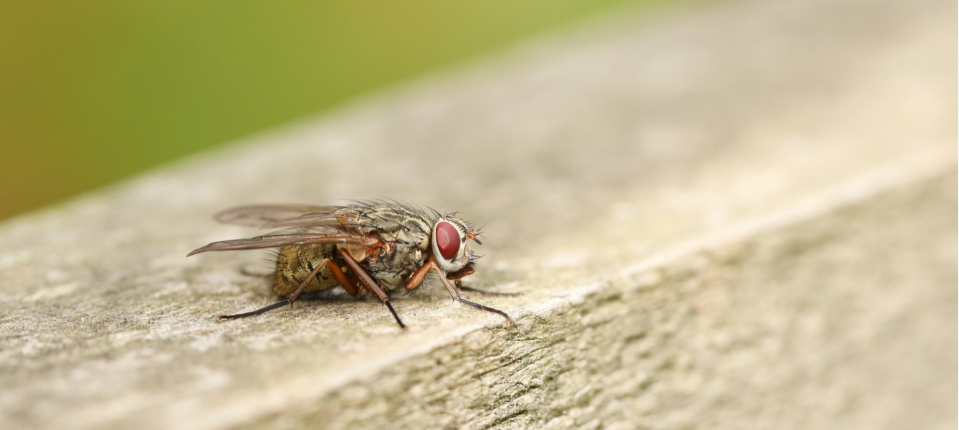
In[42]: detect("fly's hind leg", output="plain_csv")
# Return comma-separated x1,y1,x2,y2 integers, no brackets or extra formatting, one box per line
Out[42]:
220,257,355,320
287,257,359,303
217,300,290,320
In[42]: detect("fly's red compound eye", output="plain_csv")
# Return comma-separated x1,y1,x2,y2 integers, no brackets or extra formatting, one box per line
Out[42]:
435,221,460,260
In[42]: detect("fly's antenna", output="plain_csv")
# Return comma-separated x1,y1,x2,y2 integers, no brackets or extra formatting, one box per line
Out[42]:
477,217,494,232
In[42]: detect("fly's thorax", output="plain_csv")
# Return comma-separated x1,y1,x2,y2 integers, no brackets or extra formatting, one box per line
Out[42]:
336,204,432,248
364,242,428,291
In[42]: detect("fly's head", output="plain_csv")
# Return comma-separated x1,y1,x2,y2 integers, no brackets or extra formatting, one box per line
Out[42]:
430,215,483,273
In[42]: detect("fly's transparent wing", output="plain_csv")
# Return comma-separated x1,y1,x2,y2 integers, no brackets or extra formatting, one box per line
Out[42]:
213,204,343,229
187,227,375,256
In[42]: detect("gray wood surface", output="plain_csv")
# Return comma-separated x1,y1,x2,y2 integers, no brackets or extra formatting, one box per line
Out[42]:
1,0,955,428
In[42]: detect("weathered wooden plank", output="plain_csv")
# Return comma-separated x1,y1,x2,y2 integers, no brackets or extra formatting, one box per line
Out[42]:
0,0,954,428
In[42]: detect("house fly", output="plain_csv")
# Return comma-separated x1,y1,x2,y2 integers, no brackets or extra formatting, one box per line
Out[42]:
188,202,515,328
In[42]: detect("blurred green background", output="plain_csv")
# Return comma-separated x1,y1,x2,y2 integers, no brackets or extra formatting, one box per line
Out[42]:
0,0,660,221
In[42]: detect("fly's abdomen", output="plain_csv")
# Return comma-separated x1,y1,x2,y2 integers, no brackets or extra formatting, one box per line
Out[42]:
273,244,340,296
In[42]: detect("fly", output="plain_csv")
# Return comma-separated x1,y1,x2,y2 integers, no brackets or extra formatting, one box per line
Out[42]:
188,202,516,328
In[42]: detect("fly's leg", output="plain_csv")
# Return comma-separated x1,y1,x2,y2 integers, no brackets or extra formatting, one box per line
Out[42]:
217,300,290,319
446,266,475,280
405,261,432,291
287,257,359,303
428,261,514,325
456,283,523,297
337,248,406,329
408,262,476,291
219,257,365,321
219,257,332,320
446,265,521,296
320,258,359,297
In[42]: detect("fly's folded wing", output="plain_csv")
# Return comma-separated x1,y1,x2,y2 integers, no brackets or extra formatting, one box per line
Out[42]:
187,226,376,256
213,204,343,229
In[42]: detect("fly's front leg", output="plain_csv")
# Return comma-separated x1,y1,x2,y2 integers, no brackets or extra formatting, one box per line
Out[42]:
337,248,406,328
446,265,475,280
427,260,514,325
